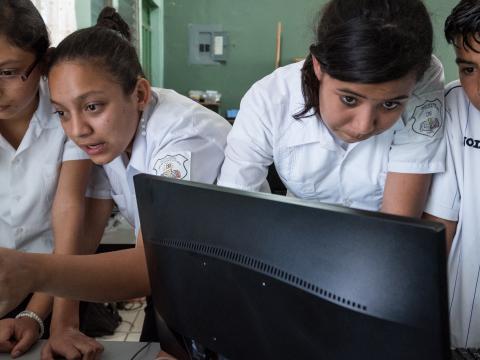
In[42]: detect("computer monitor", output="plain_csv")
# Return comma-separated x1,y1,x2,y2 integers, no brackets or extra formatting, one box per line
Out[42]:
134,174,450,360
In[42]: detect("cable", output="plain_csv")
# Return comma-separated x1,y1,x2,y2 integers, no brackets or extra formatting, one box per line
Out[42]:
130,342,152,360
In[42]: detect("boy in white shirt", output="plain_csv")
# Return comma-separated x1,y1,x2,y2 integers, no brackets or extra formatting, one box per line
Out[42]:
424,0,480,348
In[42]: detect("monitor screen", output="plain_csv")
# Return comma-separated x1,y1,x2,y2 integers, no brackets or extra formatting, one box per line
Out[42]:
134,174,450,360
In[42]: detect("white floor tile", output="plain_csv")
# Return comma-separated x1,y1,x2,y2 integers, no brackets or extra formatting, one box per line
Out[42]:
97,332,128,342
125,332,141,342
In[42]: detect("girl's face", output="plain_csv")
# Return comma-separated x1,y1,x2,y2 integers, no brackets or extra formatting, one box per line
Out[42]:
312,57,417,143
49,61,149,165
0,35,41,123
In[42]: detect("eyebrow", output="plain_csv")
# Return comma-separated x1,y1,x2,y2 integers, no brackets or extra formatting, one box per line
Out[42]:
50,91,106,106
0,59,22,67
337,88,410,101
456,58,477,66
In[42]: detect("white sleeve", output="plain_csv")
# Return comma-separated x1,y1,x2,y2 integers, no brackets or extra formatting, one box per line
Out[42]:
147,122,228,185
85,165,112,199
62,137,89,162
388,55,446,174
424,105,461,221
217,84,274,191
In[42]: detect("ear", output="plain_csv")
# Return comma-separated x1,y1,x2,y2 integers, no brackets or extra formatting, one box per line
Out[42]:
311,55,324,82
133,77,151,111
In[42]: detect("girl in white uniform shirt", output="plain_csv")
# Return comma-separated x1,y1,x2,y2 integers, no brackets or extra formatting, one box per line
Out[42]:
0,1,111,358
0,7,230,359
218,0,446,217
424,0,480,348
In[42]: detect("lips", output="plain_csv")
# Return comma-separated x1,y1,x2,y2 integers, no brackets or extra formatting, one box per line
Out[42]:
81,143,106,156
0,105,10,111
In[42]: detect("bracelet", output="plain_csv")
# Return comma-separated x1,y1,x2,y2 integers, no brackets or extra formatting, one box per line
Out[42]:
15,310,45,338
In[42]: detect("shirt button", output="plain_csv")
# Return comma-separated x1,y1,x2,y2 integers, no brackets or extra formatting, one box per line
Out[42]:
14,195,21,202
15,227,23,235
343,199,352,207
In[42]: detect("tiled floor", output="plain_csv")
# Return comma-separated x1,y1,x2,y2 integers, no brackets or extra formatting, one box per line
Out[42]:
97,300,146,342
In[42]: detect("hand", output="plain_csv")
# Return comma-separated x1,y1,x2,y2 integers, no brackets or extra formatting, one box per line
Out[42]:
0,248,34,317
0,317,41,358
155,350,178,360
41,327,103,360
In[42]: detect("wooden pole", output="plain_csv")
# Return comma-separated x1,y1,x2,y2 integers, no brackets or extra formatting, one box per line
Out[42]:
275,21,282,69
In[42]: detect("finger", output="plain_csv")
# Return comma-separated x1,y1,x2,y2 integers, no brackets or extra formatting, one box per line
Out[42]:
0,321,15,352
11,330,38,358
40,342,55,360
73,338,104,360
42,341,82,360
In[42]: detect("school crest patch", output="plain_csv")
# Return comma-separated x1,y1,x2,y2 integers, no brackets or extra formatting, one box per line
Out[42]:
152,152,191,180
411,99,442,137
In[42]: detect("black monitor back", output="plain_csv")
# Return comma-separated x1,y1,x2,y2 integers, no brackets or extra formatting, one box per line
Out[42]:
134,175,450,360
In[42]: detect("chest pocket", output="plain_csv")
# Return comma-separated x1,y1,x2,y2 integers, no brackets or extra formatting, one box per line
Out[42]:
275,142,342,200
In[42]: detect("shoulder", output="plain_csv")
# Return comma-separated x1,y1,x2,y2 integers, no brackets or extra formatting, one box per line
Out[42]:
445,80,471,121
411,55,444,96
246,61,303,106
146,88,230,143
445,80,467,103
236,61,305,131
444,80,476,138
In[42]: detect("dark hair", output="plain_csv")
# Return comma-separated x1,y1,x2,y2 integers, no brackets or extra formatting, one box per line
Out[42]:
0,0,50,59
295,0,433,119
445,0,480,52
47,6,144,95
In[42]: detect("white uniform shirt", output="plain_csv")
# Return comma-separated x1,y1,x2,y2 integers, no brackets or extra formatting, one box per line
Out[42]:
0,80,90,253
425,81,480,348
218,56,446,211
103,88,231,234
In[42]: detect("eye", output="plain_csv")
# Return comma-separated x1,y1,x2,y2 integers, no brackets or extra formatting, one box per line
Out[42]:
85,103,104,112
461,66,475,76
0,69,17,77
382,101,400,110
341,95,357,106
54,110,65,117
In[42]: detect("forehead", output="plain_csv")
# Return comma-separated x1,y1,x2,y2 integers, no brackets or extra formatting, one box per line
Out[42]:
324,72,417,100
454,34,480,60
49,60,119,93
0,34,35,64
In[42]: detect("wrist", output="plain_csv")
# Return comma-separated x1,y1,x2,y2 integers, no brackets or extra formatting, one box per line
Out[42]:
51,298,80,331
15,310,45,338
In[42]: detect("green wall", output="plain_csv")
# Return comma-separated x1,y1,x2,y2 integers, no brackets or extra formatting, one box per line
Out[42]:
164,0,460,116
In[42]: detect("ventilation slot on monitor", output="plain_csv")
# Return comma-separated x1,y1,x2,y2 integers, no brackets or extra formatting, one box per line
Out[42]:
161,240,367,312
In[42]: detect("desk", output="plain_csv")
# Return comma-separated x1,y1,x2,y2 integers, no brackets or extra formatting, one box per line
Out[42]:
0,340,160,359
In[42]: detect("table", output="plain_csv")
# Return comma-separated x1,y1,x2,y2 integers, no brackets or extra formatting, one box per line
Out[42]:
0,340,161,360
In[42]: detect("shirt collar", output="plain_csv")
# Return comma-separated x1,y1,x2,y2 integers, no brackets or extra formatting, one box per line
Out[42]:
127,90,159,174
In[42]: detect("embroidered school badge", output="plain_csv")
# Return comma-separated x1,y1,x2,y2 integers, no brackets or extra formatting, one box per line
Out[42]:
411,99,442,137
152,153,191,180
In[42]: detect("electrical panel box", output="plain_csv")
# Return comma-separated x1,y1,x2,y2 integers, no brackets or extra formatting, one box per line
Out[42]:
188,24,228,65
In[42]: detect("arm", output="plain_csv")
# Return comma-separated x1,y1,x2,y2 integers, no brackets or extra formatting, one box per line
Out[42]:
0,160,94,357
422,213,457,255
217,84,273,191
381,173,431,217
0,232,149,317
385,56,446,216
46,163,112,359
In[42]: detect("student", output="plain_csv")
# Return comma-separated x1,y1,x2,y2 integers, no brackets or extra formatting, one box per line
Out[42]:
423,0,480,348
0,0,111,358
218,0,445,218
0,6,230,359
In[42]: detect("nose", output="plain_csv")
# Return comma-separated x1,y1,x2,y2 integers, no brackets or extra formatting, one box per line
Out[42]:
68,113,92,139
353,106,377,137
